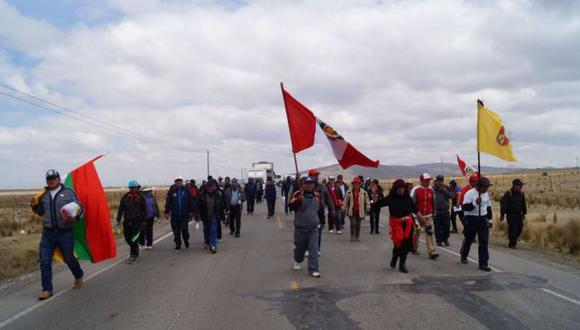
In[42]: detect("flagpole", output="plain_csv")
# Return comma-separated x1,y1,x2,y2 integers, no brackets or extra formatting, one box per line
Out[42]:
280,82,301,177
477,99,483,219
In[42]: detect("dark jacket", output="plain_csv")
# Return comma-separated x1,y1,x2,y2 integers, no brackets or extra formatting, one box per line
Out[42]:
244,182,257,200
282,179,292,197
335,183,348,201
32,184,84,230
117,191,147,223
199,189,225,221
433,182,452,213
164,185,192,219
500,190,527,217
377,191,417,217
224,187,245,211
369,187,384,211
289,190,321,232
265,183,277,200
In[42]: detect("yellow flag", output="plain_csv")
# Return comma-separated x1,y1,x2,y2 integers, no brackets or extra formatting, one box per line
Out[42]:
477,100,517,162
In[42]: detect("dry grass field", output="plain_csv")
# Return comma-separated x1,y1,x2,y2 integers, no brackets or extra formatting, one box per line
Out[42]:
0,188,168,281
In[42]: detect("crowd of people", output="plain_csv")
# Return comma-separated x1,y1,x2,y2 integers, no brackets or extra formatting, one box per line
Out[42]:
30,168,528,299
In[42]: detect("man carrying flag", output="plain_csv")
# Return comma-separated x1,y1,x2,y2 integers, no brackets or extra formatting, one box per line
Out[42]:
31,169,84,301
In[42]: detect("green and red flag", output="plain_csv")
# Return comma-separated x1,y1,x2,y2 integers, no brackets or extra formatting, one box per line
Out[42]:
55,155,116,263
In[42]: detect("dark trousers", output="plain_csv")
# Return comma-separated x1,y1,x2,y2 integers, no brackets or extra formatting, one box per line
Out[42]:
229,205,242,234
247,198,255,214
460,215,490,267
328,212,340,231
217,218,222,240
40,230,84,292
284,194,290,214
350,214,362,239
507,214,524,247
370,208,380,233
123,220,141,257
294,228,320,273
434,211,451,243
139,217,154,246
170,217,189,248
450,211,459,232
266,198,276,217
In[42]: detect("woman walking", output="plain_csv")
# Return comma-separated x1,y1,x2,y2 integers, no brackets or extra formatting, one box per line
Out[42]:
369,179,384,234
377,179,417,273
342,177,370,241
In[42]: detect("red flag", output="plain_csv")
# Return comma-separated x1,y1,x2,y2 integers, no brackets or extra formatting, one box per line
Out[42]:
456,154,479,179
281,88,317,153
318,119,379,169
65,155,116,263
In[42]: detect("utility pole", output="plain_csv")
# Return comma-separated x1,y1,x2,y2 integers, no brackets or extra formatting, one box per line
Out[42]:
206,149,210,178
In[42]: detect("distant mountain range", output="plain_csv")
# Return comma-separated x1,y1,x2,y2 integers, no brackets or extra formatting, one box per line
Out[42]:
297,163,525,180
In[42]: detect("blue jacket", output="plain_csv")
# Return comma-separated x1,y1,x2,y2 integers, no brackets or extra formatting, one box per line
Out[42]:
244,182,257,200
265,183,276,200
164,185,192,219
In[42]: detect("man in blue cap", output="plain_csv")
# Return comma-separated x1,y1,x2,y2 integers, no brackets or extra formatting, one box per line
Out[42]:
117,180,147,263
31,169,85,300
289,176,322,278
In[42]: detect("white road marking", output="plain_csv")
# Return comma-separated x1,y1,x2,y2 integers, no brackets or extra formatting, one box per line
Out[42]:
0,228,177,328
540,288,580,306
419,239,504,272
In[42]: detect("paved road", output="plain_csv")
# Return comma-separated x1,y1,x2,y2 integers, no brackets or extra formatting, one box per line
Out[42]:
1,199,579,329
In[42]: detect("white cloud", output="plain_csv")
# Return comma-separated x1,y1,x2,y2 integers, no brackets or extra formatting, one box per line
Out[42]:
1,0,580,188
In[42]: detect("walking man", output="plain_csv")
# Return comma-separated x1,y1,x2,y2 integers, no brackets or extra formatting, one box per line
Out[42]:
290,176,322,278
410,173,439,259
460,177,494,271
309,169,335,254
342,177,371,241
225,179,245,237
164,176,193,252
433,175,452,247
265,177,277,219
327,176,342,234
117,180,147,262
369,179,384,234
138,187,160,250
336,175,348,229
244,179,257,215
199,179,225,253
282,176,292,215
449,180,462,233
500,179,527,249
31,169,84,300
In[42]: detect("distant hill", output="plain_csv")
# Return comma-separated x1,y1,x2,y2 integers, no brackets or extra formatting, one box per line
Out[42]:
297,163,525,181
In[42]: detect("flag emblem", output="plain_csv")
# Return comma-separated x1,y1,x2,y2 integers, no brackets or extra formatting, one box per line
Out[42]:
496,126,510,146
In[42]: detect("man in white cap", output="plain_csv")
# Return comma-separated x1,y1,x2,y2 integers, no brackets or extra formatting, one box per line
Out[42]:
410,173,439,259
164,176,194,252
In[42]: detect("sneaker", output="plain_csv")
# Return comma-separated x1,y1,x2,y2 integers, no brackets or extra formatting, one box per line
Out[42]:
173,246,181,252
429,253,439,260
38,291,53,301
460,258,468,264
210,246,217,254
235,233,240,238
479,266,492,272
337,230,342,235
145,245,153,250
305,251,309,257
139,245,145,250
184,241,190,248
73,277,83,289
311,272,321,278
129,255,137,263
318,251,322,257
293,262,302,271
329,229,335,233
444,241,450,247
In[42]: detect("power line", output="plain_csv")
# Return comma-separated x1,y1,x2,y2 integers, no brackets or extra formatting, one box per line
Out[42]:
0,83,165,144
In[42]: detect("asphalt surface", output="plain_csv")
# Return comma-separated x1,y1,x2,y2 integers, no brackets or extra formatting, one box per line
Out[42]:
1,199,579,329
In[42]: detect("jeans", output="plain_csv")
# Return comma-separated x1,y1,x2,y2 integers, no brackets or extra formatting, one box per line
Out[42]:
170,217,189,248
369,208,380,233
507,214,524,247
434,212,451,243
266,198,276,217
209,217,218,247
40,230,84,292
229,205,242,235
139,217,154,246
460,215,490,267
350,214,362,239
294,228,320,273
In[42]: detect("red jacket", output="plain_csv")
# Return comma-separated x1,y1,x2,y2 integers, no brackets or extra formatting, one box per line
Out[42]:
411,186,435,216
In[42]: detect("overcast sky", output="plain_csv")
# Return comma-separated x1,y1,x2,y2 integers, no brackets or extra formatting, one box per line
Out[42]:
1,0,579,188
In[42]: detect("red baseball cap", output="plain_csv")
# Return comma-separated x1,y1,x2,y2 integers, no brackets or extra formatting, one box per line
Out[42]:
308,168,320,176
352,177,362,184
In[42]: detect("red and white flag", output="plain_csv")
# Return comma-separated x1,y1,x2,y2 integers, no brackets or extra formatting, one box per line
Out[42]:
282,86,379,169
456,154,479,178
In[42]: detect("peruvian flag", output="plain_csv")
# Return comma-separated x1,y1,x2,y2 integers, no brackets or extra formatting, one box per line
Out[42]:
456,154,479,178
281,86,379,169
